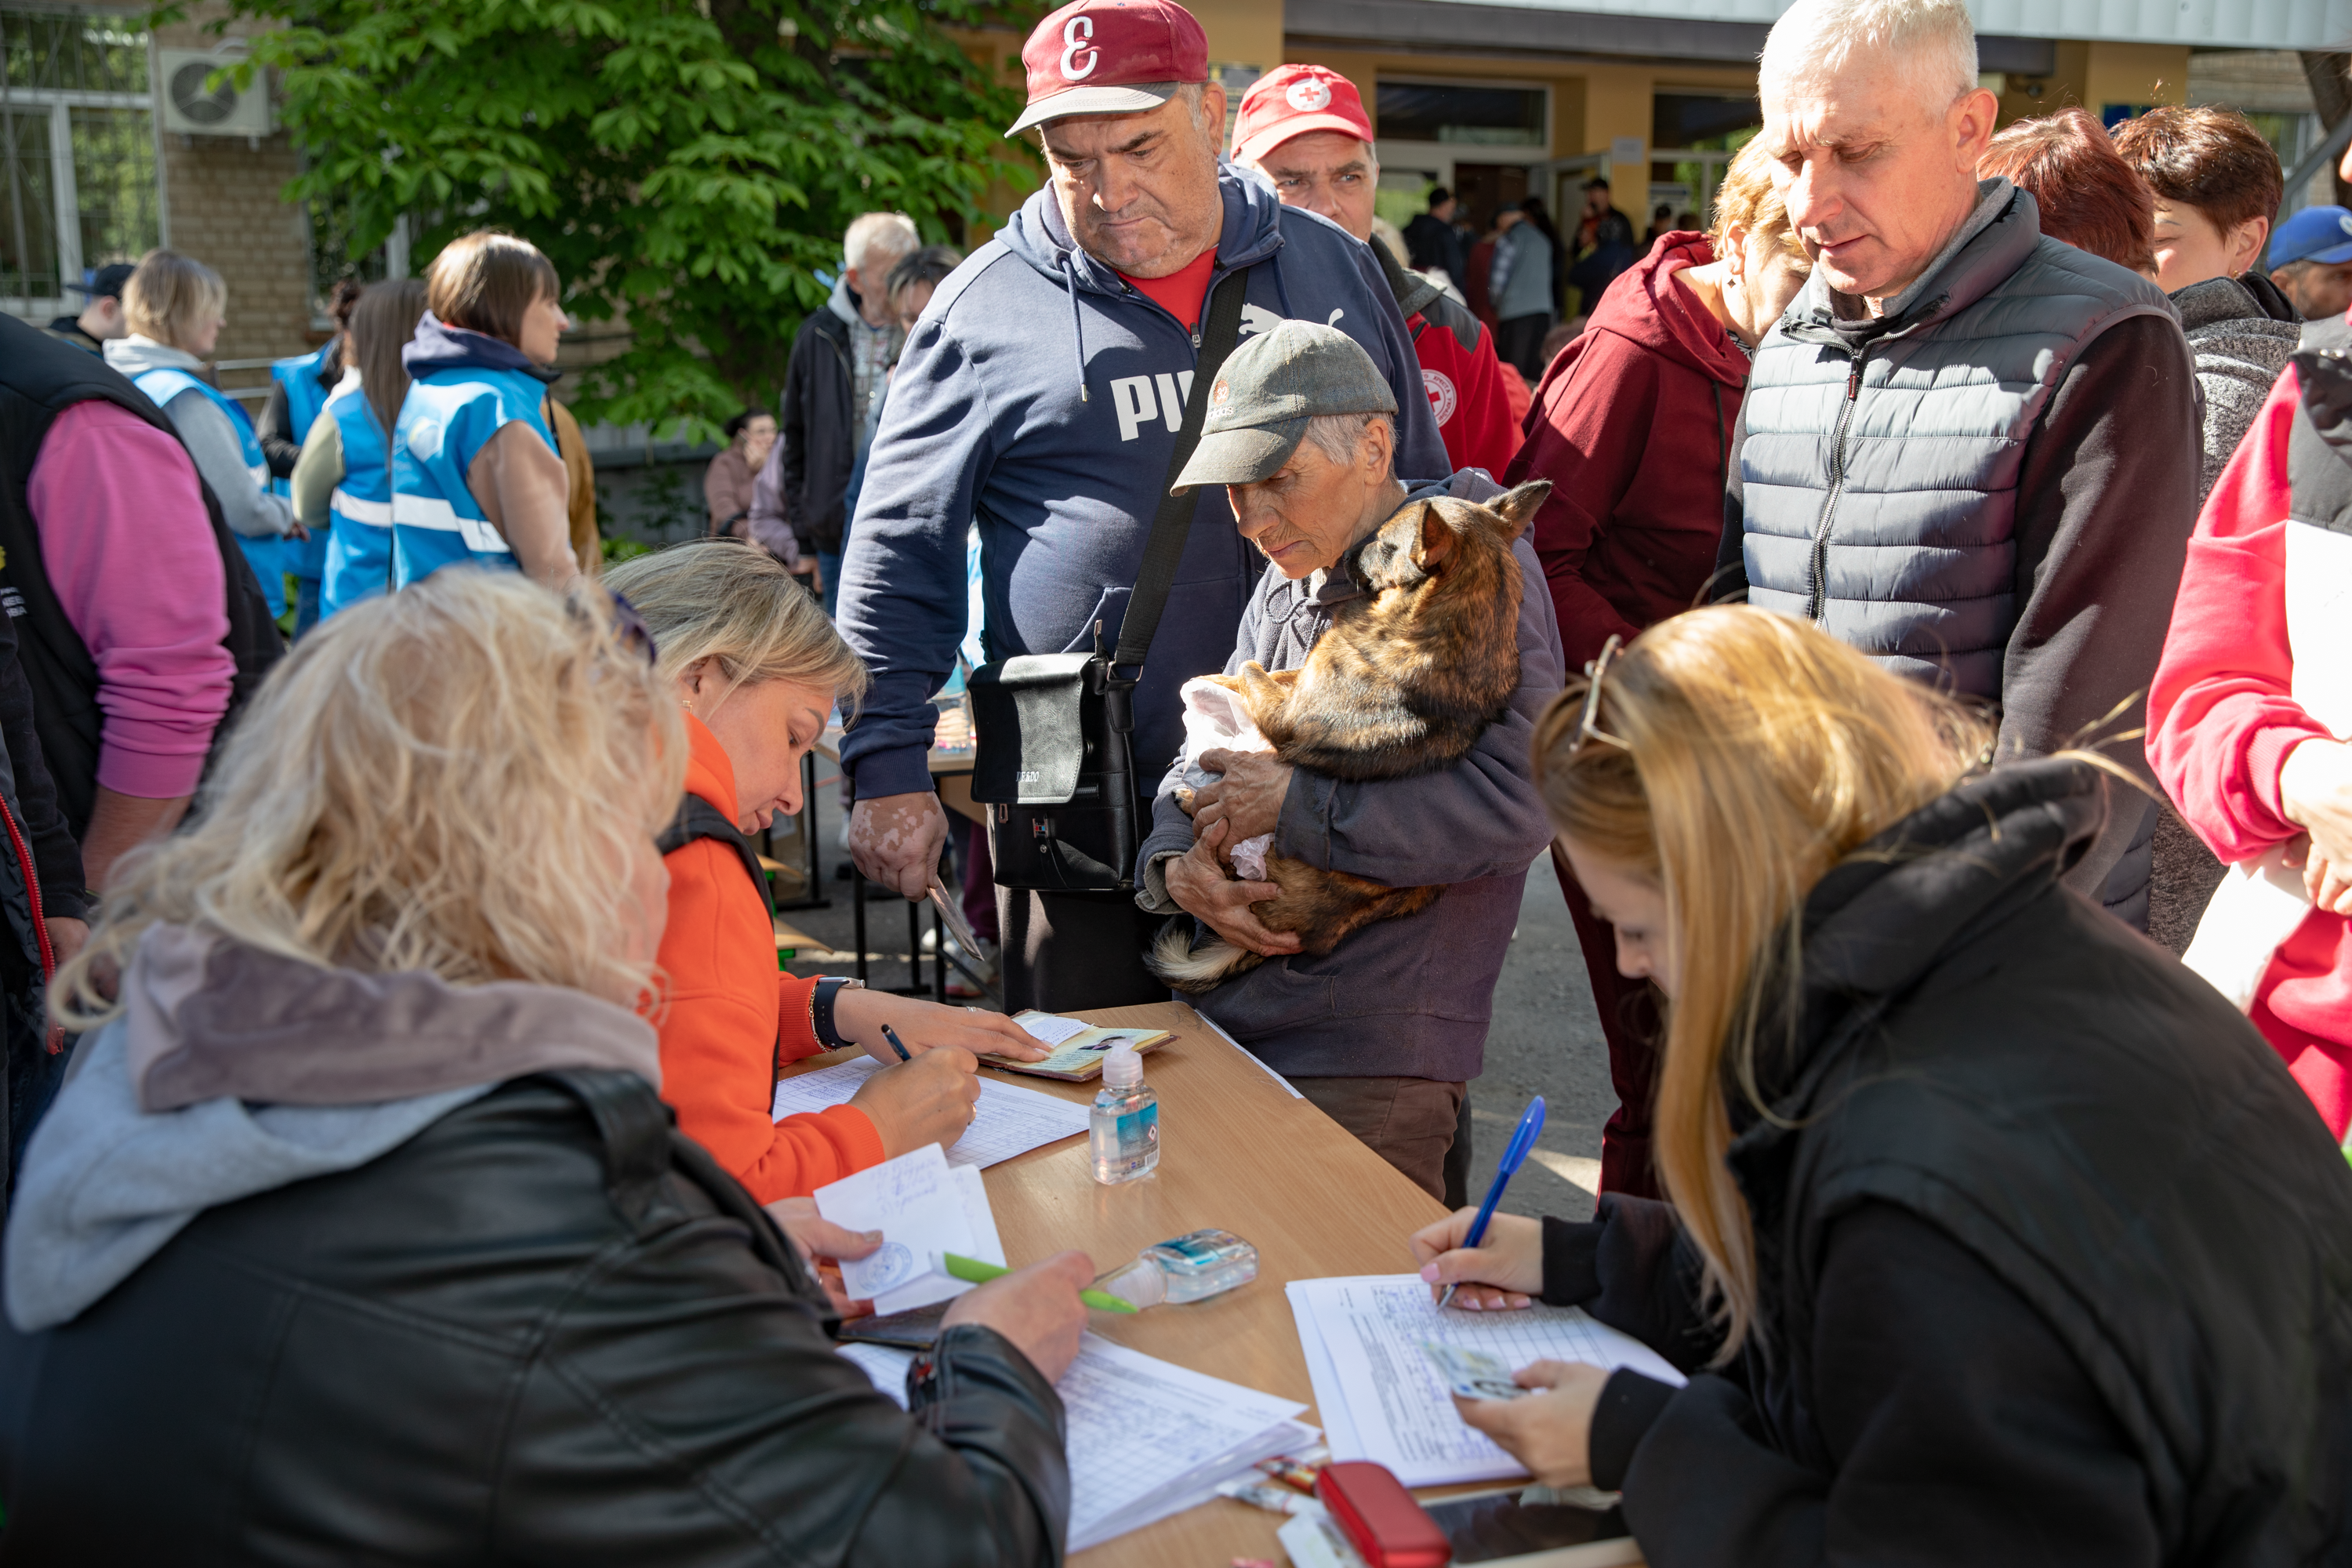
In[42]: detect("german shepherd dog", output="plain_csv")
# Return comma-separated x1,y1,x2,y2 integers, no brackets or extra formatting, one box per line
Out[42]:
1149,480,1549,994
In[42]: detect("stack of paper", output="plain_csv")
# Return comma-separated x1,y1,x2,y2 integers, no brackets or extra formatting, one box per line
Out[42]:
811,1145,1005,1316
1287,1275,1686,1486
772,1053,1091,1167
840,1334,1316,1553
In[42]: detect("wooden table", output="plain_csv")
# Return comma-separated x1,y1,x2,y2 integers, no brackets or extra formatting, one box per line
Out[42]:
783,1000,1456,1566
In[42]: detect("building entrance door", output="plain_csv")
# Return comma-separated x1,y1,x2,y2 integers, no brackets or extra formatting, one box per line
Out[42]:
1450,163,1527,235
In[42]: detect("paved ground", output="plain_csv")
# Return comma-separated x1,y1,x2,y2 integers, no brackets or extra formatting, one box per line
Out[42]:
772,809,1615,1225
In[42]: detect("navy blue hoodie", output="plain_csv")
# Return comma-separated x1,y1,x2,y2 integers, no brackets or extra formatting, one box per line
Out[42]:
835,171,1447,801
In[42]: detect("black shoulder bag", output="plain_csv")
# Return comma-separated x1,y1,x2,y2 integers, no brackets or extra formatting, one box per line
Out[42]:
965,270,1250,893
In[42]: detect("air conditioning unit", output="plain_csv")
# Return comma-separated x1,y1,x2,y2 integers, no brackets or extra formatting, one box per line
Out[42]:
157,49,272,138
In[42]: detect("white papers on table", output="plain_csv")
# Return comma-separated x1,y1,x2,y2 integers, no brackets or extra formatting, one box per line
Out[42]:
1011,1010,1088,1047
835,1333,1316,1554
1287,1275,1686,1487
772,1053,1091,1167
813,1146,1007,1316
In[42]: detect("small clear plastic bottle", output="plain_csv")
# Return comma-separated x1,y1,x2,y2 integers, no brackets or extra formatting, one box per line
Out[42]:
1088,1044,1160,1185
1099,1229,1260,1308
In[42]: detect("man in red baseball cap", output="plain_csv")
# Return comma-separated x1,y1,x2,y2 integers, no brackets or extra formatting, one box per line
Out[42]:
840,0,1450,1025
1230,64,1521,477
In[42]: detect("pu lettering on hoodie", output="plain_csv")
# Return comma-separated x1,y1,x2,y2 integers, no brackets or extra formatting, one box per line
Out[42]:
835,171,1448,808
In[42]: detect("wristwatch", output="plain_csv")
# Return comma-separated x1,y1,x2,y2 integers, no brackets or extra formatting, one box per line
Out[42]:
810,976,865,1048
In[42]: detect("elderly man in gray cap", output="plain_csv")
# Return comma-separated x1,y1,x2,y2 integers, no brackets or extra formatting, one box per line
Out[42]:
1135,321,1563,1200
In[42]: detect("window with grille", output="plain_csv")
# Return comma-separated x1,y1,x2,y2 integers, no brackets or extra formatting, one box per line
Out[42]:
1,6,162,310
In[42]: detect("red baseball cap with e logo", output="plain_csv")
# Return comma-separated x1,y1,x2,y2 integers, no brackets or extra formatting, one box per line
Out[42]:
1007,0,1210,136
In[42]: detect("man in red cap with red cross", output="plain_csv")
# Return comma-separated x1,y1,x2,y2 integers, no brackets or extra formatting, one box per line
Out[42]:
838,0,1450,1018
1230,64,1521,477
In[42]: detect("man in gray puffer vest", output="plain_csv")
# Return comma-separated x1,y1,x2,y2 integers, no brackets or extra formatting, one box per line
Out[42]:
1718,0,2200,929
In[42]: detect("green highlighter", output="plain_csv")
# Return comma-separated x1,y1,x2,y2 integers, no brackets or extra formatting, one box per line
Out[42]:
942,1251,1138,1313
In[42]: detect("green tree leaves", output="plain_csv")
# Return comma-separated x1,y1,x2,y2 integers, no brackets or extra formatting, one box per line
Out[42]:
201,0,1028,440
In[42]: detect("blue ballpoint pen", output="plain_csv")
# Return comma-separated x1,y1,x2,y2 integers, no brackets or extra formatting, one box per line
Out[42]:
881,1024,913,1062
1437,1095,1546,1311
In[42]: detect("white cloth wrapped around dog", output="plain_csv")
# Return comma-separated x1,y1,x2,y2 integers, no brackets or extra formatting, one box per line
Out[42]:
1177,677,1275,882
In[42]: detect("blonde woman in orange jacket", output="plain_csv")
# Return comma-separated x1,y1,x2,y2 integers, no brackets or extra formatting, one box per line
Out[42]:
607,542,1046,1206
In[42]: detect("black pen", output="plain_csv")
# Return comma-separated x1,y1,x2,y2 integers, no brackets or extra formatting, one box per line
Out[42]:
881,1024,912,1062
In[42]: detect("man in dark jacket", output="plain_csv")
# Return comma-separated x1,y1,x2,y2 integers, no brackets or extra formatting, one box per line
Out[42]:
838,0,1446,1011
1403,188,1468,297
0,928,1090,1560
41,262,132,356
1719,0,2199,929
1134,323,1560,1200
751,212,917,615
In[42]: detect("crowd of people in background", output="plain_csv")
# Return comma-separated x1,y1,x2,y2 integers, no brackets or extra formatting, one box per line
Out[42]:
2,0,2352,1554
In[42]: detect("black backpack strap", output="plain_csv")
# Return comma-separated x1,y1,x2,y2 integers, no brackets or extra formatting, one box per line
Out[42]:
657,794,775,916
1112,268,1254,672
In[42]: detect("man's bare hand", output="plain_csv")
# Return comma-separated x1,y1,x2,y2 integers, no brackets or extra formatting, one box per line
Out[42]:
849,790,948,899
1163,826,1301,957
1189,748,1294,845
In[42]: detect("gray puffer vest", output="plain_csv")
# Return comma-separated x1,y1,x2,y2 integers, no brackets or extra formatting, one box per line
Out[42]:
1740,187,2175,699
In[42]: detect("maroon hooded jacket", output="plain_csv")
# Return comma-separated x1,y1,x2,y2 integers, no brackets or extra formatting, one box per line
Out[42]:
1504,233,1749,670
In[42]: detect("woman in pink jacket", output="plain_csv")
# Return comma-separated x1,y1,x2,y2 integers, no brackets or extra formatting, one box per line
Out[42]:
2147,341,2352,1146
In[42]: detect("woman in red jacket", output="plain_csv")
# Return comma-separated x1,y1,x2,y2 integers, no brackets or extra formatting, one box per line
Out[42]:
606,542,1045,1205
1502,138,1810,1197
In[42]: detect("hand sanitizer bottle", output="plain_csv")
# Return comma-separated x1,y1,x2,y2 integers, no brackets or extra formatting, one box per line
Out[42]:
1098,1229,1259,1308
1088,1044,1159,1185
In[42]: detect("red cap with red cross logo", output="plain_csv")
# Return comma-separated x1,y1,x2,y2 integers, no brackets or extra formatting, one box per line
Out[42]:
1006,0,1209,137
1230,64,1371,165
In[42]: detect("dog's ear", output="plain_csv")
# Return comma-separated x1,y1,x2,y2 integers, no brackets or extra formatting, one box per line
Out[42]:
1486,480,1552,541
1414,502,1458,572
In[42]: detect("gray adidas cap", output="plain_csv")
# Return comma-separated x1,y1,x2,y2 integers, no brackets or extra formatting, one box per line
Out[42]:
1171,319,1398,493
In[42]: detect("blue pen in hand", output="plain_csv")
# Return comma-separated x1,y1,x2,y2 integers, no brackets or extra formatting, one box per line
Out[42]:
1438,1094,1545,1311
881,1024,912,1063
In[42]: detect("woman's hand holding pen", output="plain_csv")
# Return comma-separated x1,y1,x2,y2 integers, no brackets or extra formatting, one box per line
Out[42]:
1410,1209,1544,1311
848,1047,981,1157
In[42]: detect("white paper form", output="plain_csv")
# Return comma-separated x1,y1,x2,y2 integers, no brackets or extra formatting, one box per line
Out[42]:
1287,1276,1686,1486
832,1332,1314,1554
772,1054,1091,1167
813,1145,971,1298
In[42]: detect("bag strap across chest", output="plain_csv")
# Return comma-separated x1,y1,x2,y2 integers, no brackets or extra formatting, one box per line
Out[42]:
657,795,773,916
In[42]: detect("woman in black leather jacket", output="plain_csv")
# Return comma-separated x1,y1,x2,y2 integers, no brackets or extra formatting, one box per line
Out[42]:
1414,608,2352,1566
0,571,1091,1565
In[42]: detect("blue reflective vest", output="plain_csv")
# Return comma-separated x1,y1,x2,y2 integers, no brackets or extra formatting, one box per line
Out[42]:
270,344,338,581
318,381,394,622
390,368,550,586
130,366,286,619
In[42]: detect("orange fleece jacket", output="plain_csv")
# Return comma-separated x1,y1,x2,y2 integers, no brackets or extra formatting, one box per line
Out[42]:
653,714,885,1202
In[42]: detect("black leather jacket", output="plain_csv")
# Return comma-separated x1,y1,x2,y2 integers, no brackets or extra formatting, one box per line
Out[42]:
0,1070,1071,1565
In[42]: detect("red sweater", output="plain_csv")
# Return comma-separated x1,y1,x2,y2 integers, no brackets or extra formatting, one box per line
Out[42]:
2147,361,2352,1140
652,716,884,1201
1503,234,1748,671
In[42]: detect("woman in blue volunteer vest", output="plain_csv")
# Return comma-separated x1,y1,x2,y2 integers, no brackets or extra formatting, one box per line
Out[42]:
392,232,579,590
260,281,361,634
101,251,303,619
290,281,428,622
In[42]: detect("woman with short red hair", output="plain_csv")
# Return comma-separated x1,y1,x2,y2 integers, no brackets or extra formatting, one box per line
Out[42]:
1978,107,2158,277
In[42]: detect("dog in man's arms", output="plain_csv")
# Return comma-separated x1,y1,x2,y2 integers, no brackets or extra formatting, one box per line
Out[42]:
1150,479,1548,993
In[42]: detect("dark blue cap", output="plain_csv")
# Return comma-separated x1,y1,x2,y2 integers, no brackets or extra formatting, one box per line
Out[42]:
2270,205,2352,270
